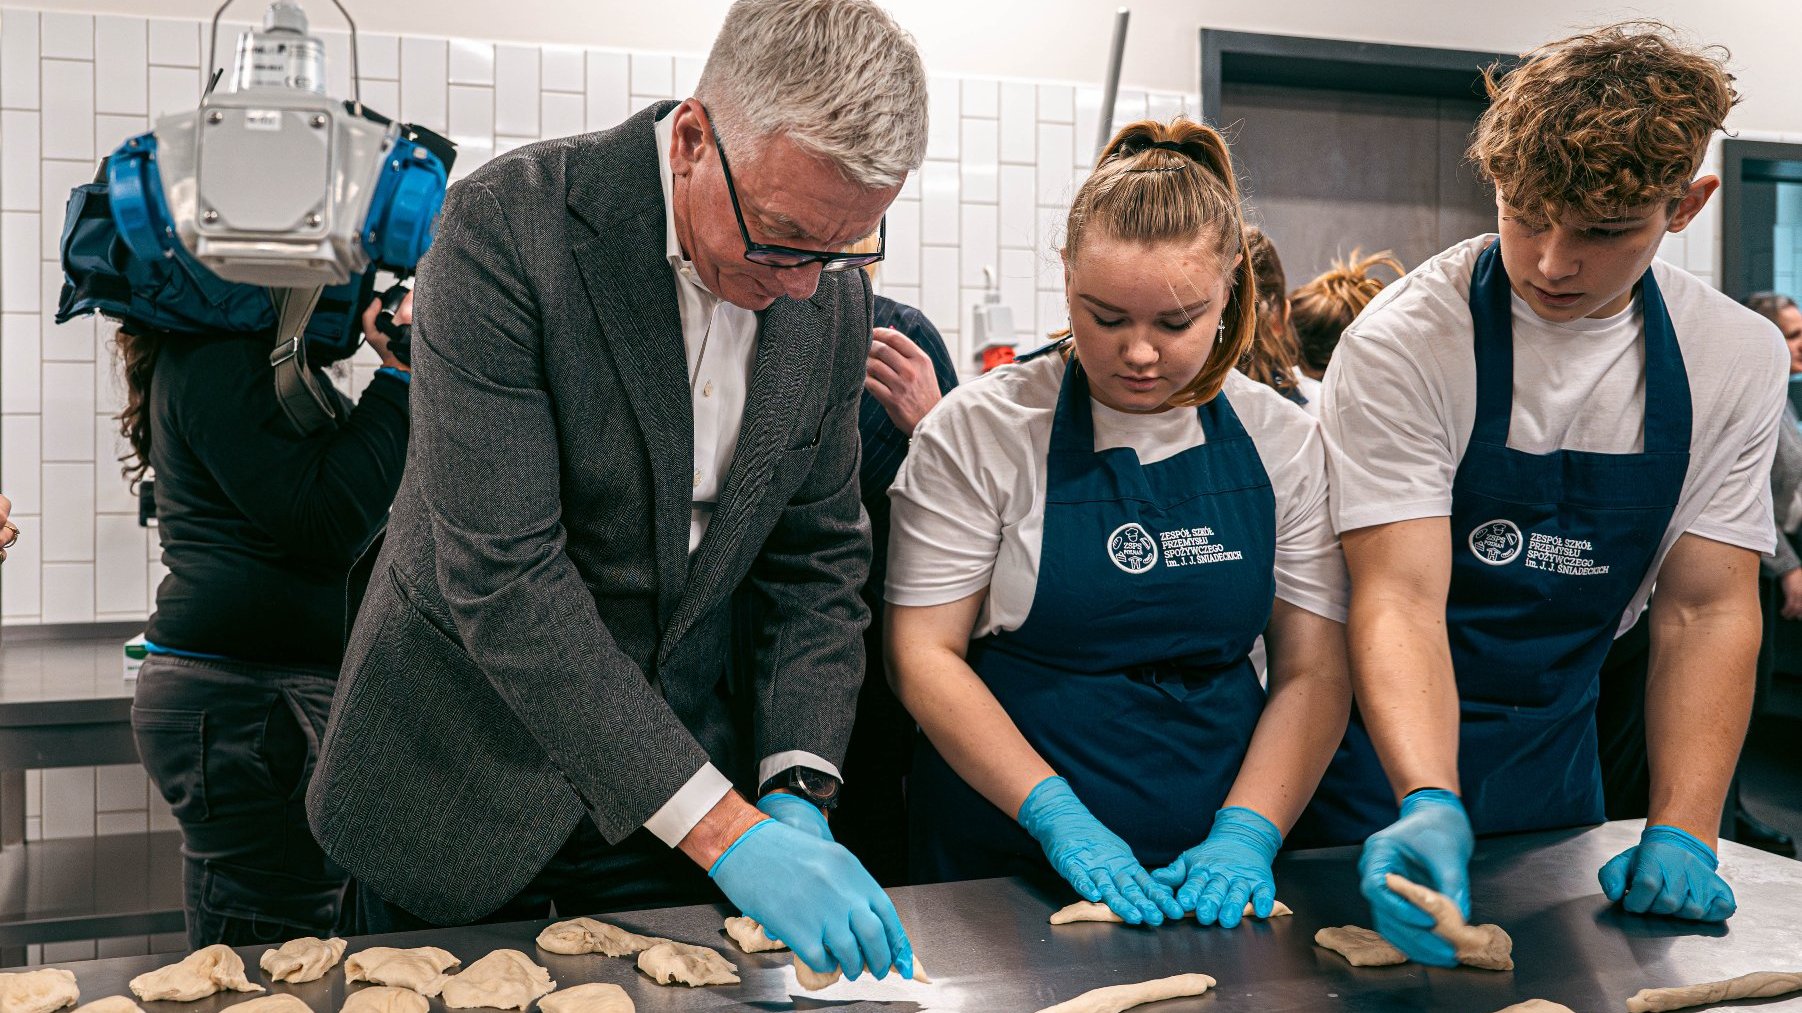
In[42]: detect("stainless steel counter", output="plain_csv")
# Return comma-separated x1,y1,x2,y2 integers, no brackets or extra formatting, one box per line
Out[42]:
38,821,1802,1011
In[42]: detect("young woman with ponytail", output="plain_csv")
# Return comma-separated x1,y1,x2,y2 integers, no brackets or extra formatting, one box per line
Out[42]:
1289,249,1404,379
1241,228,1319,414
883,119,1351,926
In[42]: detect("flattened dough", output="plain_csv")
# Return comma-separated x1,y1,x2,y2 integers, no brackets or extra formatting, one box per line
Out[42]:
438,950,555,1011
1047,899,1292,925
341,986,429,1013
1625,971,1802,1012
792,956,931,991
71,999,143,1013
130,945,265,1002
1033,973,1216,1013
261,937,349,983
1384,874,1514,971
229,998,312,1013
537,983,635,1013
1314,925,1408,967
0,968,80,1013
535,918,666,958
636,942,739,988
722,916,787,953
344,947,462,996
1493,1002,1576,1012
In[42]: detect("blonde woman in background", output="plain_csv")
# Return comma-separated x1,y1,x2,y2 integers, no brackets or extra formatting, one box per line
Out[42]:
1290,249,1404,382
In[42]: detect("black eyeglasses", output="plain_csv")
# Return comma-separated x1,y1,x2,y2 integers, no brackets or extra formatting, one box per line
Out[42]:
705,111,885,273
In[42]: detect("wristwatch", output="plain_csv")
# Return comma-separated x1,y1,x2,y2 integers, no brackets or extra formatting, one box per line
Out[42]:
760,766,842,811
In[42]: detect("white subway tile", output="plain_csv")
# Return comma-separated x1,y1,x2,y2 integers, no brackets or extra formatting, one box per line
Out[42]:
1685,204,1719,276
447,84,494,152
42,361,96,462
95,16,147,115
41,462,95,562
24,817,41,843
2,10,41,108
42,560,95,623
998,164,1034,249
95,763,147,813
1036,124,1074,206
359,32,400,81
41,767,95,839
961,78,998,118
926,76,958,160
899,169,919,202
147,64,201,122
585,51,628,131
960,118,998,204
541,92,583,141
96,514,148,617
2,311,40,412
1113,90,1148,128
999,82,1035,165
25,769,41,819
448,39,494,86
960,203,997,289
1,511,40,618
1037,288,1068,343
146,18,198,67
673,56,703,99
96,424,137,516
41,157,93,259
3,214,41,311
920,160,958,246
999,248,1036,337
882,198,920,288
400,37,448,134
1035,206,1065,288
1,111,40,210
97,811,149,836
148,783,179,832
315,28,353,98
1148,92,1184,123
1074,88,1102,166
360,79,398,119
3,416,40,514
40,13,93,60
541,46,583,94
494,45,539,137
41,59,96,161
1037,84,1074,123
629,54,671,97
94,112,147,160
920,246,959,343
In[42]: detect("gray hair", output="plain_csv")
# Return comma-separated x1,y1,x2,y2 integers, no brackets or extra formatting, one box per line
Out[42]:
1746,291,1798,326
695,0,928,190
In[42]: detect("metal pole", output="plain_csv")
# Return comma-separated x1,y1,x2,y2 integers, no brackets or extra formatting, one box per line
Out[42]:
1096,7,1131,159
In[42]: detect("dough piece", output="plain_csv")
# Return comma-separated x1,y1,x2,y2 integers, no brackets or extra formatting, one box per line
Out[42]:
261,937,350,984
341,986,430,1013
535,917,666,958
1033,973,1216,1013
229,998,312,1013
723,916,787,953
537,983,635,1013
1383,874,1514,971
1625,971,1802,1012
438,950,555,1011
1047,899,1292,925
0,968,80,1013
72,1000,143,1013
344,947,462,996
636,941,739,987
1314,926,1408,967
1493,1002,1576,1013
791,957,932,991
129,945,266,1002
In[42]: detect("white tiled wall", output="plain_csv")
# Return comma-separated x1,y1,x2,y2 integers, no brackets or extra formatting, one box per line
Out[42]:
0,5,1195,627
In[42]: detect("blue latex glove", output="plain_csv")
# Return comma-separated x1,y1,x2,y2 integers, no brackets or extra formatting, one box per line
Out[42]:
710,818,913,981
1599,824,1736,921
759,791,833,841
1150,806,1283,927
1358,789,1475,968
1016,776,1184,925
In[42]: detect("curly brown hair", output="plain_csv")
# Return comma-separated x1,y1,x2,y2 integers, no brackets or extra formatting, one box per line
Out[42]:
1469,21,1738,224
113,326,159,490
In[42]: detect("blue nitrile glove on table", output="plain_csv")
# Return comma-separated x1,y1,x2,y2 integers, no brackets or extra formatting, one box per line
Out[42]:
759,791,833,840
1016,775,1184,925
1151,806,1283,927
1599,824,1736,922
1359,788,1475,967
709,818,914,981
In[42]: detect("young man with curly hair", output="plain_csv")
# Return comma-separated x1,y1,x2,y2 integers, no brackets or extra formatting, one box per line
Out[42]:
1297,22,1787,964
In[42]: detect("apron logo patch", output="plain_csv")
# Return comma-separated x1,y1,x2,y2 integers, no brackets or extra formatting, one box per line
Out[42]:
1524,533,1611,576
1160,526,1244,567
1469,519,1523,565
1107,522,1159,573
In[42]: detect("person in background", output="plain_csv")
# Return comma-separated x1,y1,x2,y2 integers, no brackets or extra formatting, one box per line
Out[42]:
1289,249,1403,382
124,293,412,947
887,118,1351,927
1241,228,1315,412
1310,23,1781,966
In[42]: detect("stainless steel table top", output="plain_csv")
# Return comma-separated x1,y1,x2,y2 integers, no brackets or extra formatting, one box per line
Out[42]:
38,821,1802,1012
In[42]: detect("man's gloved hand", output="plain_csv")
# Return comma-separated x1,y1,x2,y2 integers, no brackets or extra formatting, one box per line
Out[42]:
709,819,914,981
1151,806,1283,927
1016,776,1184,925
1599,824,1736,922
1358,788,1475,967
759,791,833,841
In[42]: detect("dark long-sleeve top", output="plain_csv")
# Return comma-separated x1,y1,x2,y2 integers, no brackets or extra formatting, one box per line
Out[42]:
860,295,960,603
1766,397,1802,578
144,333,410,666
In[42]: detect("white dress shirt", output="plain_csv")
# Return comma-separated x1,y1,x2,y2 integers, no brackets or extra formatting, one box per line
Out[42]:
641,110,841,847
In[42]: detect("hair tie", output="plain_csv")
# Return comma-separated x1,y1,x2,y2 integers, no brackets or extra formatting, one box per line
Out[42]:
1144,140,1190,155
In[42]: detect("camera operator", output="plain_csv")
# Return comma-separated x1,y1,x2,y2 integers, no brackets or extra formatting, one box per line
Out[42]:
123,294,411,947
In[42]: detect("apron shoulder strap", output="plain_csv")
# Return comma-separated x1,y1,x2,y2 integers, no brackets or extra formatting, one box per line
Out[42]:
1467,240,1517,447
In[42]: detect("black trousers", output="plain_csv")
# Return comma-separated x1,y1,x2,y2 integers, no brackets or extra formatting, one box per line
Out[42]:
133,654,345,948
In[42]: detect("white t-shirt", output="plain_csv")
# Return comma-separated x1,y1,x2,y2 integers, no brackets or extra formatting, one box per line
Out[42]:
886,354,1350,639
1323,235,1786,635
1293,370,1323,418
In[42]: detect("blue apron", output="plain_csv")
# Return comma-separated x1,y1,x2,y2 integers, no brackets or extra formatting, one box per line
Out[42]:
1295,241,1691,845
909,359,1276,882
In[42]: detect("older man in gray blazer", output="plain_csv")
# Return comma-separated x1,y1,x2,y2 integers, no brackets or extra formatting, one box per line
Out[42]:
307,0,928,981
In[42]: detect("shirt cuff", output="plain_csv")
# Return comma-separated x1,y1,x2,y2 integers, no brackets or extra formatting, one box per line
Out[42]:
642,763,734,847
375,365,412,385
757,751,844,793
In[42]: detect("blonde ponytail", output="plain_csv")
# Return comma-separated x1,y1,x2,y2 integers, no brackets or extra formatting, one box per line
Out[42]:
1290,249,1404,373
